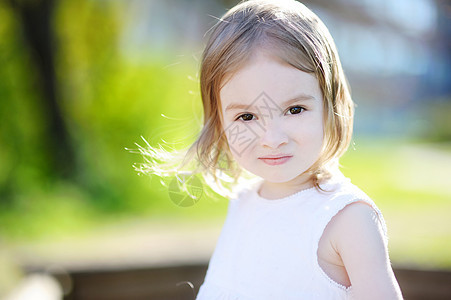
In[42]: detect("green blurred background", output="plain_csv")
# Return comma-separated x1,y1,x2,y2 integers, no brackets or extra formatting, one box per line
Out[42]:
0,0,450,296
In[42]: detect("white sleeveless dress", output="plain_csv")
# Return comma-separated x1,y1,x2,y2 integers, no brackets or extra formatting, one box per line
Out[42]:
196,172,388,300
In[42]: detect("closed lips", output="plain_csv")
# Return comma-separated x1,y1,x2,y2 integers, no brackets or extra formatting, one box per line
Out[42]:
259,155,292,159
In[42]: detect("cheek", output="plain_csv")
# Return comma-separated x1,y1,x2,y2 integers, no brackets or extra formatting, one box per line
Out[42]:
287,114,324,141
223,121,260,158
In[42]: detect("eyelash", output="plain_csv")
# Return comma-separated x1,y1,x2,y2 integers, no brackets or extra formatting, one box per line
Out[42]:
235,106,306,121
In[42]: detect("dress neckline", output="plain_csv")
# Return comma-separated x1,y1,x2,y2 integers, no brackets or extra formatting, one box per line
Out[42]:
249,171,349,203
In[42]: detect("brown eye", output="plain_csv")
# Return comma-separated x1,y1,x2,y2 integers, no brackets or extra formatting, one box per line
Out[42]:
237,113,254,121
288,106,304,115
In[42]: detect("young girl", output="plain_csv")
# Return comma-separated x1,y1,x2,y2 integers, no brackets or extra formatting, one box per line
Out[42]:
138,0,403,299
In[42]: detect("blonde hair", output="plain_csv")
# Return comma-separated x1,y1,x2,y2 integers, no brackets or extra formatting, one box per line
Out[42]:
136,0,354,198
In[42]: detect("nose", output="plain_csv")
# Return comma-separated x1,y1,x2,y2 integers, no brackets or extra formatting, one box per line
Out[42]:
259,121,288,149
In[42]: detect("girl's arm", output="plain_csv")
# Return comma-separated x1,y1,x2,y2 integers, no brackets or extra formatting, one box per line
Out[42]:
330,201,403,299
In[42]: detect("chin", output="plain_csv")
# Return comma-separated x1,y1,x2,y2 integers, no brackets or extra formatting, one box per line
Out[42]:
256,172,301,184
261,168,313,183
261,177,291,184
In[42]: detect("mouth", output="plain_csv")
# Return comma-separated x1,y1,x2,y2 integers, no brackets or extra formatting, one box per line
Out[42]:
258,155,293,166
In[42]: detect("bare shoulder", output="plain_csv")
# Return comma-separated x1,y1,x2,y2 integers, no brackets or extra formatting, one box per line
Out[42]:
320,201,387,271
320,201,384,250
329,201,388,268
318,201,386,275
326,200,403,299
336,200,382,222
328,201,385,243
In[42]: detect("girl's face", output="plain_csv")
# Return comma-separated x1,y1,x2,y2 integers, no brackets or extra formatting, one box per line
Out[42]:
219,50,324,192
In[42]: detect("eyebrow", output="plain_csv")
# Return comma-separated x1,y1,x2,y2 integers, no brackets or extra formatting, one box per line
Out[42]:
225,94,316,112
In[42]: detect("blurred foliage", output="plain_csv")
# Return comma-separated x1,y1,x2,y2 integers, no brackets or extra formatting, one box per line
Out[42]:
421,98,451,142
0,0,212,240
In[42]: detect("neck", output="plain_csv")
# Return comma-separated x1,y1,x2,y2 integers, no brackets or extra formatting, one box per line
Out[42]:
258,174,314,200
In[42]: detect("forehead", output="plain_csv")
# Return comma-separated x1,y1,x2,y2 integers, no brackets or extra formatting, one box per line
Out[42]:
219,51,322,109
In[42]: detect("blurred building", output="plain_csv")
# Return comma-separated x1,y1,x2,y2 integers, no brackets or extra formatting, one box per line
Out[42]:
302,0,450,136
119,0,450,138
